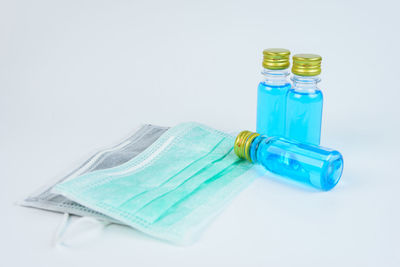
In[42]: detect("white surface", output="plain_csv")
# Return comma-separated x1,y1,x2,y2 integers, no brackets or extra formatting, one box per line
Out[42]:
1,0,400,266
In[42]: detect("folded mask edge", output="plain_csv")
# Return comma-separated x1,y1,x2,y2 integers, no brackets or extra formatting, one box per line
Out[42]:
19,124,168,208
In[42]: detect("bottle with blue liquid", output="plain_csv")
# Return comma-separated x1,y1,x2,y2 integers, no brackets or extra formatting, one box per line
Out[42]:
256,48,291,137
285,54,323,145
234,130,343,191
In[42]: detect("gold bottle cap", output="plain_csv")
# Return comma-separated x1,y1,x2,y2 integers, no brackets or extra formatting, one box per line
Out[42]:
262,48,291,70
234,130,260,162
292,54,322,76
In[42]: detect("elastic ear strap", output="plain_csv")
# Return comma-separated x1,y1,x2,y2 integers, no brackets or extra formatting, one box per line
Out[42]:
53,213,70,246
53,213,110,248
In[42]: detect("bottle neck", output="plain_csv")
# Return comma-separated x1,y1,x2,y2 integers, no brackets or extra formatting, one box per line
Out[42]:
291,74,321,92
261,68,290,86
249,135,270,164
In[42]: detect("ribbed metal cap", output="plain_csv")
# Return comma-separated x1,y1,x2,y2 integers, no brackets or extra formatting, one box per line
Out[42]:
234,131,260,162
292,54,322,76
262,48,291,70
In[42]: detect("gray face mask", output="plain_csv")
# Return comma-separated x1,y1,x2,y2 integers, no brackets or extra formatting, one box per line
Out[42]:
20,124,168,222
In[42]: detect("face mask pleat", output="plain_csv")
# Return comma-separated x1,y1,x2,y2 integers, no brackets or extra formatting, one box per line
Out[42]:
151,160,251,233
80,128,227,208
116,137,231,213
150,157,243,224
53,122,257,244
130,148,238,224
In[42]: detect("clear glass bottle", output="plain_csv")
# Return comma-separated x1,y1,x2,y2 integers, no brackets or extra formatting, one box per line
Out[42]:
234,131,343,191
285,54,323,145
256,48,291,137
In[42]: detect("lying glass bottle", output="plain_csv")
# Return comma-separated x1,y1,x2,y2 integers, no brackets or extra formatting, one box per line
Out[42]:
234,131,343,190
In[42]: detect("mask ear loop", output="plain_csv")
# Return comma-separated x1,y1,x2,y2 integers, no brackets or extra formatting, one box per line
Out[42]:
53,213,110,248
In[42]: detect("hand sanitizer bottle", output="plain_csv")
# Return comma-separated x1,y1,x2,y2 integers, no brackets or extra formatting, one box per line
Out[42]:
285,54,323,145
234,131,343,191
256,48,291,137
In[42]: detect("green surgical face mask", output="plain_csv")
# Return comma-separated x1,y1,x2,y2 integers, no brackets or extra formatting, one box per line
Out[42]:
53,122,255,244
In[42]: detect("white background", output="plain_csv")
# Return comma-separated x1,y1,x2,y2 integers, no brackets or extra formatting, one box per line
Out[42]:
1,0,400,266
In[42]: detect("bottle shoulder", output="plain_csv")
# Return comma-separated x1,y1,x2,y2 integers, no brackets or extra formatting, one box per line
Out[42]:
287,88,323,101
258,81,291,93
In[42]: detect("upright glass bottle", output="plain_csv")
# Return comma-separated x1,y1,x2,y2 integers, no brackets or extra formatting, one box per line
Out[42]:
234,131,343,191
285,54,323,145
256,48,291,137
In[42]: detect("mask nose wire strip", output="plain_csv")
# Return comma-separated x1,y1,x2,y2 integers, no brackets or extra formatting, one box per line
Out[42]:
53,213,110,248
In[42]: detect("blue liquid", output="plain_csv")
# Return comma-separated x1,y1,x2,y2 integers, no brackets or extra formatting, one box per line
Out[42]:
249,135,343,190
285,89,323,145
256,82,291,137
